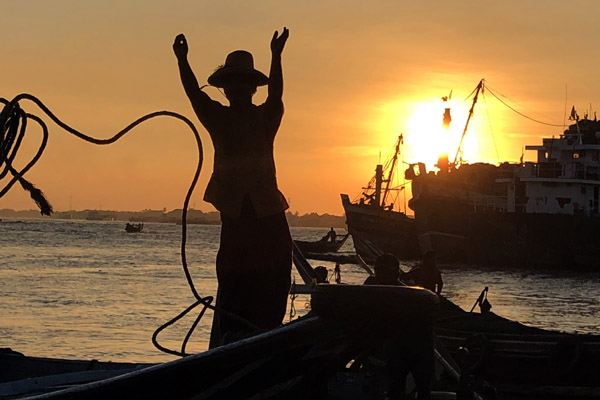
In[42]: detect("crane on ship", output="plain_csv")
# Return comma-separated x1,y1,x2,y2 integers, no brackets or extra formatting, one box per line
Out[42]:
452,79,484,168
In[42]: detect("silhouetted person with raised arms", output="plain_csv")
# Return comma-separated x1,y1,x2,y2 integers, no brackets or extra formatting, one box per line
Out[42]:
173,28,291,348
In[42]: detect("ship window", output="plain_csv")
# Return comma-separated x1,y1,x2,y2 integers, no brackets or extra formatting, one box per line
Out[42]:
573,153,580,159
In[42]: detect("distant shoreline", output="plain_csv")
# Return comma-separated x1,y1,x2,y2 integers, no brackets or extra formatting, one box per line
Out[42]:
0,208,347,228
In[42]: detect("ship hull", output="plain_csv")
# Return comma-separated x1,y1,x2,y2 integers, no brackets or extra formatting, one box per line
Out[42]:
341,194,420,263
410,194,600,271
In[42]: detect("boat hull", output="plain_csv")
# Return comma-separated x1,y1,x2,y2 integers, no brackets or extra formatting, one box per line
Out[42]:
341,194,420,263
436,298,600,399
5,285,439,399
410,193,600,270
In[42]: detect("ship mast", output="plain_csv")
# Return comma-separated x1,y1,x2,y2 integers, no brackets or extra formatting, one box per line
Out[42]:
452,79,484,167
360,135,403,210
381,135,402,208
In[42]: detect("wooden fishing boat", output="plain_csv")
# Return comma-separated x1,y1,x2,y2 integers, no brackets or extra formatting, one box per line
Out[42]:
124,222,143,233
0,349,154,399
340,136,420,264
346,235,600,399
435,296,600,399
293,232,350,254
0,348,153,384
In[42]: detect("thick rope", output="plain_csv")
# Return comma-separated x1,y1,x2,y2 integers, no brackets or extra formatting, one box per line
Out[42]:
0,94,256,357
1,97,52,214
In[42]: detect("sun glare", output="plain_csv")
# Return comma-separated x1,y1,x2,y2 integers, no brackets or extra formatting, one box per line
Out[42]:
374,89,501,175
400,100,481,171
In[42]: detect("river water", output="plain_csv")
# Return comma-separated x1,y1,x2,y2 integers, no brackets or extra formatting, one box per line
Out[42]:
1,218,598,363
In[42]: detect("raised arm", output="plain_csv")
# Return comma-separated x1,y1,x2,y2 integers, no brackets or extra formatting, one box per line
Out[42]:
268,27,289,102
173,34,217,120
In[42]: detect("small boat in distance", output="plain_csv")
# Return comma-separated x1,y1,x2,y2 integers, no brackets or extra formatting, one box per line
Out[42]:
125,222,143,233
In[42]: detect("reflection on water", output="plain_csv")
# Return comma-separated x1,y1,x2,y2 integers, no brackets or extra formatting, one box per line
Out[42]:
440,267,600,335
1,218,599,363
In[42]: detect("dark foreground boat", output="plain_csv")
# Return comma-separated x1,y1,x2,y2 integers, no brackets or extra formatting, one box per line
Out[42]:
293,232,350,254
1,284,448,400
0,349,154,398
435,295,600,400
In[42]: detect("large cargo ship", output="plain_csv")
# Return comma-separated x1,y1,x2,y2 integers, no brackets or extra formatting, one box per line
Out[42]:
407,81,600,270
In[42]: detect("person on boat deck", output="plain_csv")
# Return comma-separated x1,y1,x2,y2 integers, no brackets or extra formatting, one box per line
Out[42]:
173,28,292,348
321,227,337,242
363,253,401,285
403,250,443,295
314,266,329,283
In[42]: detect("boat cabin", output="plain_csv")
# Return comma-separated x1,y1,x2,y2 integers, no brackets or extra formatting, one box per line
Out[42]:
521,119,600,216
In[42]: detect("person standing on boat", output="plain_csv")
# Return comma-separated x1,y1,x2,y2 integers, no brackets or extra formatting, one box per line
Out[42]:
173,28,292,348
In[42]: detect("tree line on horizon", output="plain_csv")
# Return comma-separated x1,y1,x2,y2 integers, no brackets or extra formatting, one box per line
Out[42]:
0,208,346,228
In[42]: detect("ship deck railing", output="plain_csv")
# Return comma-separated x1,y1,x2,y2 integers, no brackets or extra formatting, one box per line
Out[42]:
512,162,600,182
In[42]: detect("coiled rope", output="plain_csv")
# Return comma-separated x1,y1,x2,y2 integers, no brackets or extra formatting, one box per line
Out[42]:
1,96,52,215
0,93,255,357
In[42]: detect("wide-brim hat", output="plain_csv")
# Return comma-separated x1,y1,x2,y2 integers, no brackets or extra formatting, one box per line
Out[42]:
208,50,268,88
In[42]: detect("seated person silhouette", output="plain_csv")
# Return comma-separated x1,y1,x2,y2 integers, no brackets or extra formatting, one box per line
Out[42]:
314,266,329,283
327,227,337,242
363,253,401,286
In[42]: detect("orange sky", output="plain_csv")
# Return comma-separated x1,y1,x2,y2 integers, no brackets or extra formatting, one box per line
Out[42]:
3,1,600,215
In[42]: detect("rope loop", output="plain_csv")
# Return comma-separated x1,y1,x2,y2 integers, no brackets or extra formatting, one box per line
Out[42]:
1,93,255,356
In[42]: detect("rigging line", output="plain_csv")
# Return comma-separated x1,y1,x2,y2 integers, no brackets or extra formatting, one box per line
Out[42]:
462,84,480,103
482,92,501,163
484,85,564,127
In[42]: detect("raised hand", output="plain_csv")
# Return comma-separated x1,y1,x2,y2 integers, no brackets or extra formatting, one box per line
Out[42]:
173,33,189,60
270,27,289,56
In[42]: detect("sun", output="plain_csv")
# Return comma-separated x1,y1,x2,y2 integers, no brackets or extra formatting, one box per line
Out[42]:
373,91,491,174
401,100,479,171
